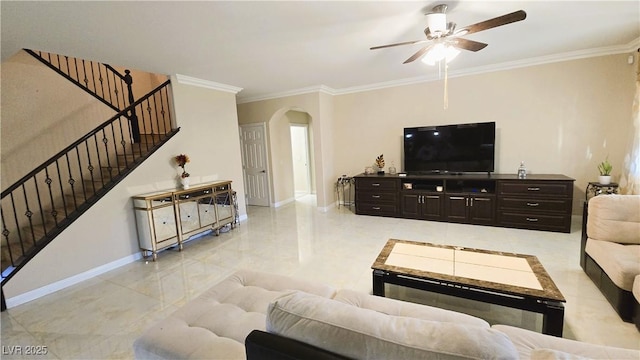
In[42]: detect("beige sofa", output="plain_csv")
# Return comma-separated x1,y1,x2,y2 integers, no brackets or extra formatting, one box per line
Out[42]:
134,269,639,360
580,194,640,323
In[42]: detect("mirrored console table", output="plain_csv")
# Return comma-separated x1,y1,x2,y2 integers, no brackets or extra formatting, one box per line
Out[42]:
133,181,235,260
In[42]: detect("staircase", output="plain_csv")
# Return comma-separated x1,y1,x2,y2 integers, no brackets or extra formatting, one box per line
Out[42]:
1,51,179,310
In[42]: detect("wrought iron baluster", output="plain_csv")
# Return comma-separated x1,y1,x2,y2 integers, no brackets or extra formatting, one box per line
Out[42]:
44,167,59,227
64,154,78,210
85,140,97,195
97,64,106,100
20,184,36,248
72,57,79,83
152,91,163,135
74,145,87,201
81,59,89,90
54,159,68,219
117,116,129,168
160,87,171,134
8,193,23,262
33,175,47,238
1,210,15,268
105,66,114,107
100,128,113,181
138,101,149,149
90,62,97,94
109,123,123,170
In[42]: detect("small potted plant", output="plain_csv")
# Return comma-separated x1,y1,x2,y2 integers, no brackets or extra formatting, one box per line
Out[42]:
375,154,385,175
175,154,191,188
597,157,612,185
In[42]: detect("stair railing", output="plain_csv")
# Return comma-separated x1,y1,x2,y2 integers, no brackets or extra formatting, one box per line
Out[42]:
0,80,178,290
24,49,142,142
25,49,131,112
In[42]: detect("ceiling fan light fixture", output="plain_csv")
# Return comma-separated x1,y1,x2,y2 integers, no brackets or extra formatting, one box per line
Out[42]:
421,43,459,66
445,46,460,62
426,13,447,35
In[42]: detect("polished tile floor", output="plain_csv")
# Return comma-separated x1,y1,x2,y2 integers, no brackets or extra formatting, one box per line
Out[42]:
1,195,639,359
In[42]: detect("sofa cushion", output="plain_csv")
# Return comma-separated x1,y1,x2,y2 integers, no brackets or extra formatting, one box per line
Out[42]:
133,270,335,359
634,275,640,302
585,239,640,291
530,349,590,360
587,195,640,245
493,324,640,360
267,291,519,360
333,288,490,328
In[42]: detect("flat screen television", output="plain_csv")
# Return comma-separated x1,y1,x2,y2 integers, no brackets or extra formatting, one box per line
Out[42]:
403,122,495,174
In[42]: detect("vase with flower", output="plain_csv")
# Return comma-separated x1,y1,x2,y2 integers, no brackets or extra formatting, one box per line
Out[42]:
175,154,191,189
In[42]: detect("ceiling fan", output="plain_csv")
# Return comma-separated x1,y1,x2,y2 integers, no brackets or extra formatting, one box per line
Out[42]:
371,4,527,64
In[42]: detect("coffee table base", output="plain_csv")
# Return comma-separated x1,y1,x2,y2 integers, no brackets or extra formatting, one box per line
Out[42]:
373,269,565,337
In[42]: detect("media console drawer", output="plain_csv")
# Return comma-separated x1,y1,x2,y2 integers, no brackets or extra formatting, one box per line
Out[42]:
499,212,570,232
498,181,572,197
498,197,572,213
356,177,398,190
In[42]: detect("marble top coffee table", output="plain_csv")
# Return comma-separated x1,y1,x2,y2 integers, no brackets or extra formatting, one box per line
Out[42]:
372,239,566,336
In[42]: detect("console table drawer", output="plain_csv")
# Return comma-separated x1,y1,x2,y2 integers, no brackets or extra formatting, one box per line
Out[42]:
499,212,569,232
499,197,572,213
356,192,397,203
356,203,397,216
356,178,398,191
498,182,572,197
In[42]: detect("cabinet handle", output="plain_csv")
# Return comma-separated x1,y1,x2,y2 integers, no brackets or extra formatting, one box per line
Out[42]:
450,196,465,200
372,195,381,198
372,206,381,210
470,198,474,206
371,183,381,187
527,187,540,191
466,198,469,206
526,202,539,207
526,217,539,222
426,196,439,199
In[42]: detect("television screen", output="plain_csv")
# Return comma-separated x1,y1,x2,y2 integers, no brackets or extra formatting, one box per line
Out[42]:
403,122,495,174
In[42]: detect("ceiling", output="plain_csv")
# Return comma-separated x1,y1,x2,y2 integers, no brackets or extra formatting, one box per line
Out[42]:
2,1,639,103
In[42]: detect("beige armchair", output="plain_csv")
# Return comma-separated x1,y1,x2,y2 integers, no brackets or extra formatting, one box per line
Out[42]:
580,194,640,326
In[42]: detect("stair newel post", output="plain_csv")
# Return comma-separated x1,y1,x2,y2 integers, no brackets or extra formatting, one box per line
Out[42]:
124,70,141,144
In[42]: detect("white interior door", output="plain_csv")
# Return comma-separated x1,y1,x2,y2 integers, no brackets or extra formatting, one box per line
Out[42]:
240,124,270,206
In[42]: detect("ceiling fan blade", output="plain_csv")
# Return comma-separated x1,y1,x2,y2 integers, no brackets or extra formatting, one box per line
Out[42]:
403,44,434,64
457,10,526,36
370,39,428,50
451,38,488,52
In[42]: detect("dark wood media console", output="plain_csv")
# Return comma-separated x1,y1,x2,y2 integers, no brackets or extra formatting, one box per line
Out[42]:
354,173,575,233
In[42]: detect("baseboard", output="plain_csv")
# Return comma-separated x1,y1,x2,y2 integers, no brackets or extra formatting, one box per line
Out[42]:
273,197,295,208
6,252,143,309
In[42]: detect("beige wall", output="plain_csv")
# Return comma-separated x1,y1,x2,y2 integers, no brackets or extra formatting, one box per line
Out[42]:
237,92,334,209
1,50,117,188
4,78,246,300
239,54,636,214
1,51,168,189
334,54,635,214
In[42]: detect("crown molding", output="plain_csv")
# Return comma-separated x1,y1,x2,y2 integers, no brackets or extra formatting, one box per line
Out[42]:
174,74,243,94
335,40,640,96
237,84,335,104
237,40,640,103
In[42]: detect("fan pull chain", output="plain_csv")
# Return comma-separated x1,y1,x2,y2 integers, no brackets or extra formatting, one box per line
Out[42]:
444,62,449,109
